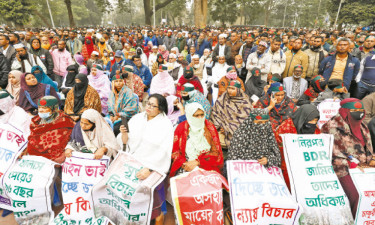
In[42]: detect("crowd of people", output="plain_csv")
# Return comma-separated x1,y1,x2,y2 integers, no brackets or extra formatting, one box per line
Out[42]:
1,25,375,223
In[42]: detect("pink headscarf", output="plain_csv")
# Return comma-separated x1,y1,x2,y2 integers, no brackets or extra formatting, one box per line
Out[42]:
149,71,176,96
166,95,180,125
87,68,111,114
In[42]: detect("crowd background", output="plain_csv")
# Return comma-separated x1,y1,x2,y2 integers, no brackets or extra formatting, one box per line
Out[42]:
1,24,375,224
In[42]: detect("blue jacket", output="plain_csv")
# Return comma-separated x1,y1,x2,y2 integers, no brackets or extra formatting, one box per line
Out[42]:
133,64,152,88
145,36,158,47
195,40,211,57
109,60,123,78
319,53,360,89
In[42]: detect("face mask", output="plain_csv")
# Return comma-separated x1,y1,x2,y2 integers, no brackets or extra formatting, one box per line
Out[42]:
104,53,108,57
86,40,91,45
184,72,194,79
226,71,237,80
100,41,105,44
350,111,364,120
301,122,317,134
182,95,190,101
38,112,51,119
110,56,114,60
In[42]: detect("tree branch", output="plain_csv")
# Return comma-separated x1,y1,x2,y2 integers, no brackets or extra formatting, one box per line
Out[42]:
155,0,175,11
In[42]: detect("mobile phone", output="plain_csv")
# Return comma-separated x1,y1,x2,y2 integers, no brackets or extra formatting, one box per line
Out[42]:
121,116,129,133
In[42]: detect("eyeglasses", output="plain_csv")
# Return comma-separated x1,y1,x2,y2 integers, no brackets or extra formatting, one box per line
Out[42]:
146,102,159,109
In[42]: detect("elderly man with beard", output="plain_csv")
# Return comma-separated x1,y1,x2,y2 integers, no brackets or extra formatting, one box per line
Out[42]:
212,34,231,63
12,43,46,73
283,65,308,102
246,41,271,82
167,53,183,82
189,54,205,80
195,33,211,57
29,37,54,79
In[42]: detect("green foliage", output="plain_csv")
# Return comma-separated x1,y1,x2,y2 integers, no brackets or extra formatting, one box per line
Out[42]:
328,0,375,26
210,0,239,26
0,0,33,27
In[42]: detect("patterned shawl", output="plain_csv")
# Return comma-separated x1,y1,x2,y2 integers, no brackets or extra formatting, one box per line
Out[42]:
64,85,102,116
108,83,139,118
88,69,111,114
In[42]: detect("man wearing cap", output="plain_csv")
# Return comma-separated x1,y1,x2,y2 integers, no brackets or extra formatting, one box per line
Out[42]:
246,41,271,82
87,51,104,74
50,40,73,87
167,53,183,82
12,43,46,74
148,46,159,70
212,34,231,63
283,38,309,79
164,30,176,51
0,90,31,136
189,54,205,80
109,50,124,78
176,32,187,53
283,65,308,101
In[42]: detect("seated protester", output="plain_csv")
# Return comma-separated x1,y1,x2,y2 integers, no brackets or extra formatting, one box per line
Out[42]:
26,96,74,163
64,74,102,122
312,79,350,106
190,54,205,80
109,50,125,78
211,80,252,149
86,51,103,74
122,65,145,102
228,109,281,168
202,55,229,100
363,92,375,125
151,54,166,76
176,66,204,98
182,83,211,119
65,108,119,159
275,104,321,189
136,47,148,67
88,64,111,115
297,75,326,106
105,51,116,72
101,49,112,67
254,82,297,130
234,55,248,84
74,53,87,75
0,90,31,136
6,70,22,104
166,95,182,127
167,53,183,82
108,74,140,136
170,102,224,177
321,98,375,218
31,65,58,92
217,66,245,97
283,65,308,102
19,73,60,115
149,65,176,96
132,55,153,91
118,94,174,224
61,64,79,97
245,67,267,101
263,73,282,94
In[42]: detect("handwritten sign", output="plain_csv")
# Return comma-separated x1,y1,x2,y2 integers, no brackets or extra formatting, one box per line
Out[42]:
350,168,375,225
317,98,341,128
227,160,301,224
92,152,166,225
170,168,228,225
282,134,354,224
0,124,28,210
52,152,110,225
2,155,56,224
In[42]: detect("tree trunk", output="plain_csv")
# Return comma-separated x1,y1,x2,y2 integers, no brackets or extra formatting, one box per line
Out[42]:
194,0,207,28
264,0,273,26
33,10,52,28
144,0,175,25
64,0,76,27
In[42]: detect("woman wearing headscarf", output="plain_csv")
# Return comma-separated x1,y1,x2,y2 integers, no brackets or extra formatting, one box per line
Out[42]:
211,80,252,149
150,65,176,96
228,108,281,168
136,47,148,67
18,73,60,115
6,70,22,104
245,67,267,100
122,65,145,102
175,66,204,98
105,52,116,72
297,75,326,106
151,54,166,76
74,53,87,74
312,79,350,106
64,73,101,121
275,104,321,190
166,95,182,127
181,83,211,119
61,64,79,96
321,98,375,218
158,45,169,61
101,49,112,66
217,66,245,98
26,96,74,163
88,65,111,115
31,65,58,92
254,82,297,130
108,74,140,135
170,102,224,176
81,36,98,63
118,94,174,224
65,109,119,159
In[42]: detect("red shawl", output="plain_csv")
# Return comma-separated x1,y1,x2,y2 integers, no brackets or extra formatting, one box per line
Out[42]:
27,112,74,163
170,120,224,177
176,76,204,98
81,37,98,63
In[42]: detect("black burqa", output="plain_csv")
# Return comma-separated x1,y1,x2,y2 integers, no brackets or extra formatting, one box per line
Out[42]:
73,74,88,114
291,104,320,134
245,70,267,98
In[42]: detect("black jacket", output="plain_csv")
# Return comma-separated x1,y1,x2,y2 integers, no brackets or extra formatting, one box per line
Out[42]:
212,44,231,62
0,45,16,68
29,37,54,77
0,53,10,89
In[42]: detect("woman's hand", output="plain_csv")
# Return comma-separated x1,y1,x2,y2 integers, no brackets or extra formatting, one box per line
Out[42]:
18,150,27,159
267,96,276,111
94,147,107,159
258,157,268,166
120,125,129,145
136,168,151,180
182,160,199,172
65,149,73,158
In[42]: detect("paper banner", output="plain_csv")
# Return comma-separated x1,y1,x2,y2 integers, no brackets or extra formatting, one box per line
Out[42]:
52,152,110,225
227,160,301,224
92,152,166,225
0,124,28,209
282,134,354,224
171,168,229,225
350,168,375,225
3,155,57,224
317,98,341,129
